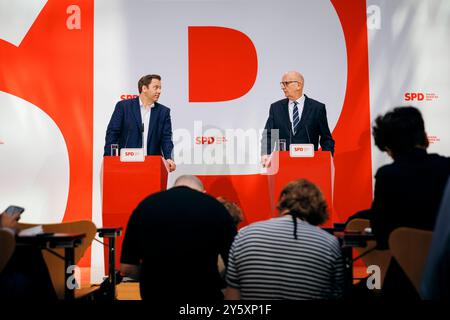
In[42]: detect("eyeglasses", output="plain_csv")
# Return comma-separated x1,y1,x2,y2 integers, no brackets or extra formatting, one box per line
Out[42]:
280,81,300,88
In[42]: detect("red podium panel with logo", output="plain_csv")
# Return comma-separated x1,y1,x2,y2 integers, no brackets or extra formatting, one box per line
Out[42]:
197,151,334,229
266,151,334,226
102,156,168,266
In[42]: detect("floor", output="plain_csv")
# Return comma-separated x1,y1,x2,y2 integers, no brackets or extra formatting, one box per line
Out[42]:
79,266,369,300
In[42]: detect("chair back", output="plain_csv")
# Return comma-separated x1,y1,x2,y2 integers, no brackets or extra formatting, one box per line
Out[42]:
389,227,433,293
18,220,97,299
346,218,392,286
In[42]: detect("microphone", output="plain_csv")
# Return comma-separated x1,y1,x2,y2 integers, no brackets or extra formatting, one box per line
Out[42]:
305,125,312,147
305,125,311,144
289,125,292,151
124,120,132,149
141,123,145,154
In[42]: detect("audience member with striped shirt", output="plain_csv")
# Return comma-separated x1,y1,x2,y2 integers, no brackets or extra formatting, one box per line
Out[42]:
225,179,344,300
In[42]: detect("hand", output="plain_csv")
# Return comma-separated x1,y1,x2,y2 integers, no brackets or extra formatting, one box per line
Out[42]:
0,211,20,231
166,159,176,172
261,155,271,168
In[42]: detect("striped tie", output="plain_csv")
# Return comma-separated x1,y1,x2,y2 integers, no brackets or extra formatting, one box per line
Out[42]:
293,101,300,135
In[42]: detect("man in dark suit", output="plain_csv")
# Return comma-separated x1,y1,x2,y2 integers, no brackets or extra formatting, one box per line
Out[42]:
261,71,334,167
120,175,236,301
369,106,450,298
104,74,176,171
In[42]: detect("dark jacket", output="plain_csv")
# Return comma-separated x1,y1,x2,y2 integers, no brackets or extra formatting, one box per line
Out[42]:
104,98,174,159
261,95,335,155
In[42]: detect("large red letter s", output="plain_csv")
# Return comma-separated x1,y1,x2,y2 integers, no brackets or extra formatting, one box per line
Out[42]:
188,26,258,102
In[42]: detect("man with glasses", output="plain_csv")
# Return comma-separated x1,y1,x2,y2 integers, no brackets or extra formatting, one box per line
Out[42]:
261,71,335,167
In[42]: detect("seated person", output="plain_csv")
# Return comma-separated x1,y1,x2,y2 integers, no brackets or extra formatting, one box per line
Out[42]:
217,197,244,230
225,179,344,300
216,198,245,279
367,106,450,297
120,175,237,301
421,177,450,299
0,209,20,232
0,210,56,300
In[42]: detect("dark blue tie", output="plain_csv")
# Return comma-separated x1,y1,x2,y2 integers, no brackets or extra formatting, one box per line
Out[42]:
293,101,300,135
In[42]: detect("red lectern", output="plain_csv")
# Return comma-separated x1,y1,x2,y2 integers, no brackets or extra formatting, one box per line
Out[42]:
197,151,335,229
265,151,334,226
102,156,168,266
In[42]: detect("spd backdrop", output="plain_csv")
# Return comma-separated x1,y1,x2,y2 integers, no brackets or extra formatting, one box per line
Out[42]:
1,0,448,282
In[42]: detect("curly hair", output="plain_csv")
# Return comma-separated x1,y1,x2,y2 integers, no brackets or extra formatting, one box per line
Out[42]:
217,197,244,227
372,106,428,158
277,179,328,238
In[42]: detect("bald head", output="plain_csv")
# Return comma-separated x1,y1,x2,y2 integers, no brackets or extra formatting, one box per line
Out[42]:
283,71,304,84
173,175,205,192
281,71,304,100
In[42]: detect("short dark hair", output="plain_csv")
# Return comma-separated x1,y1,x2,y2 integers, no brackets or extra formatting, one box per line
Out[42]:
277,179,328,227
372,106,428,157
138,74,161,93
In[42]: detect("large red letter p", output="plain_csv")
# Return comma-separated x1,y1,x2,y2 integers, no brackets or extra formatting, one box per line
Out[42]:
188,26,258,102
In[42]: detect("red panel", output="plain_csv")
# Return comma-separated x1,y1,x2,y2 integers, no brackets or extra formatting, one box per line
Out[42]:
199,174,272,229
0,0,94,266
267,151,334,227
102,156,168,267
330,0,373,222
198,151,334,229
188,26,258,102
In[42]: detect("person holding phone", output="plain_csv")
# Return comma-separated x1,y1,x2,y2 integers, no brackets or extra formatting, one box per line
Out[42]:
0,206,57,300
0,206,23,232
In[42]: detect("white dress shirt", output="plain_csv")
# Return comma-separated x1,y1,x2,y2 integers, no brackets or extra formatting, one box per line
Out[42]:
139,98,154,155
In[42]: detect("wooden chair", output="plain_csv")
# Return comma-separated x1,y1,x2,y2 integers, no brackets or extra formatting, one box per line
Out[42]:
389,227,433,294
0,229,16,272
345,218,392,287
18,220,97,299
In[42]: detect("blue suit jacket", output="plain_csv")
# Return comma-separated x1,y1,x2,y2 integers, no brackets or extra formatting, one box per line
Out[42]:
261,95,335,155
104,97,174,159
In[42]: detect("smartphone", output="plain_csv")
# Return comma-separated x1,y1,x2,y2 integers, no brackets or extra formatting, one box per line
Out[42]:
5,205,25,216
